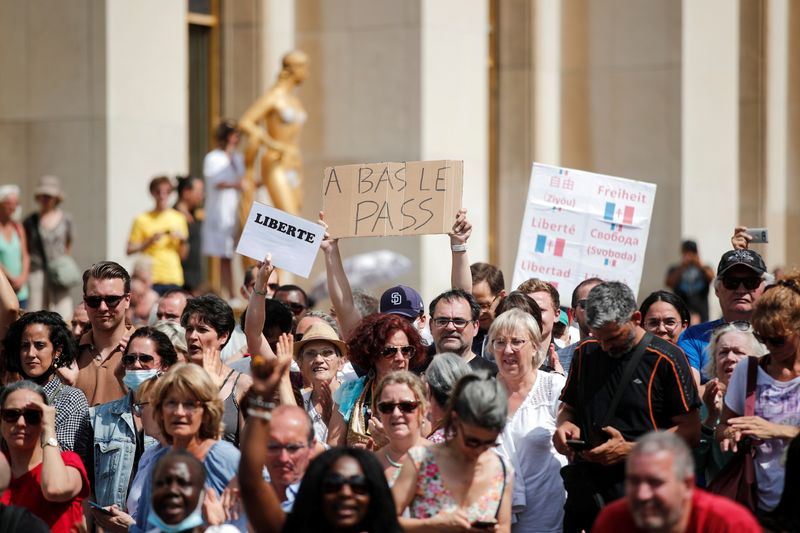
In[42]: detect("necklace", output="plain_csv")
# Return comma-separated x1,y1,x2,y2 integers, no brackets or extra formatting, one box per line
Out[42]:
384,450,404,469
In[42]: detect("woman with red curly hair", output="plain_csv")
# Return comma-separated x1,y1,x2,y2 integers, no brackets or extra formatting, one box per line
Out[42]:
326,313,426,448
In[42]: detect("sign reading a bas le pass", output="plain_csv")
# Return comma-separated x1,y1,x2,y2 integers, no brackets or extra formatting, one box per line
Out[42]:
322,160,463,238
236,202,324,278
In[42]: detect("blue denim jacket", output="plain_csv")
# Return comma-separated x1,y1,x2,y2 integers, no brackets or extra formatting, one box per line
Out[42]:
89,393,157,508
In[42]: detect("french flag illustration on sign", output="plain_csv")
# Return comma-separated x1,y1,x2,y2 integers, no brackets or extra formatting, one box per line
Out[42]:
603,202,635,225
535,235,565,257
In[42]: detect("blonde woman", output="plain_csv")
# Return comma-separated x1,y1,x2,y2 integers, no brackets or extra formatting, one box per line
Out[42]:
373,371,431,485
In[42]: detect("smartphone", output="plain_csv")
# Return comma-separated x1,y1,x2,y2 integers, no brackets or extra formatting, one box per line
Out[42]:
471,520,497,529
89,501,114,516
749,228,768,243
566,439,589,451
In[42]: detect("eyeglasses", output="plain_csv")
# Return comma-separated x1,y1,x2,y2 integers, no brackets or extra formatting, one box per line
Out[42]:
163,399,204,413
302,348,338,359
491,338,528,351
379,345,416,359
122,353,157,367
84,294,128,309
322,473,370,495
432,317,471,329
643,318,681,333
576,299,587,309
721,277,762,291
1,408,43,425
458,422,499,449
477,295,500,311
132,401,149,417
266,443,309,455
376,401,420,415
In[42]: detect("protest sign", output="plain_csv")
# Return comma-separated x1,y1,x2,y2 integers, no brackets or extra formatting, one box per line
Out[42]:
236,202,324,278
322,160,463,238
511,163,657,301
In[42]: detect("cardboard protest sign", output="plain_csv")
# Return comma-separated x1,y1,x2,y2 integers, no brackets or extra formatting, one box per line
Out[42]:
511,163,657,301
322,160,463,238
236,202,324,278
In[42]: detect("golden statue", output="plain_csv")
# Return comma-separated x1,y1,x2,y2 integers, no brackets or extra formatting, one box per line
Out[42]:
239,50,309,229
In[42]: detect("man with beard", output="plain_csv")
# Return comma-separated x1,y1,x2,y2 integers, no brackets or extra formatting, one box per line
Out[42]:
554,281,700,532
594,431,760,533
428,288,497,375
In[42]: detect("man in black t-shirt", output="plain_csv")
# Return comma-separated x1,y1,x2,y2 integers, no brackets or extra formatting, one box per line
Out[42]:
428,289,498,375
554,281,701,533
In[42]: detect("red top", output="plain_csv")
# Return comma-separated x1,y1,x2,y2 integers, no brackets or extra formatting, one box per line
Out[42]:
1,451,90,533
593,488,761,533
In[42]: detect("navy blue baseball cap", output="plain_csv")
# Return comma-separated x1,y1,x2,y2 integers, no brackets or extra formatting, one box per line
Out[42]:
380,285,424,318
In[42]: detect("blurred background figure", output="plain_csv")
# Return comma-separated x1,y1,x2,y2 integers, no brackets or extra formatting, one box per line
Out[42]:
0,185,29,309
665,240,714,324
202,119,243,301
173,175,205,294
23,175,78,317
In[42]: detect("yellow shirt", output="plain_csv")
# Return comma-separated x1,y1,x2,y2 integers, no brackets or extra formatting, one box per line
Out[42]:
128,208,188,286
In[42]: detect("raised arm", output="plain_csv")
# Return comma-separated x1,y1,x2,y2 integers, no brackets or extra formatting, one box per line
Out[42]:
449,208,472,291
37,402,85,502
244,254,277,359
239,355,292,533
320,212,361,338
0,268,20,340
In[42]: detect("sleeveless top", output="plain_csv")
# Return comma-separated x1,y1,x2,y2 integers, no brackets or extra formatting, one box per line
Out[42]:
220,370,243,446
407,445,507,523
0,224,28,301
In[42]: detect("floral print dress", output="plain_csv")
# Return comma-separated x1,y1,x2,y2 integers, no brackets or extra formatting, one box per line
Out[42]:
407,445,508,523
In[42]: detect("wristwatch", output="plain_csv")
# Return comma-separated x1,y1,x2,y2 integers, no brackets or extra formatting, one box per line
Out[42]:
42,437,59,449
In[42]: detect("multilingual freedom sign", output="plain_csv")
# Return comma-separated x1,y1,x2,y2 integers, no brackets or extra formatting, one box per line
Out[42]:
510,163,657,302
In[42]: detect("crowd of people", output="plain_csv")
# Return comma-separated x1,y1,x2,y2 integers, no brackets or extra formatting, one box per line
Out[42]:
0,145,799,532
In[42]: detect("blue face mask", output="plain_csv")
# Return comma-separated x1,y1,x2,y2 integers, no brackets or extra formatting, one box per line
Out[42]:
147,490,205,533
123,369,159,392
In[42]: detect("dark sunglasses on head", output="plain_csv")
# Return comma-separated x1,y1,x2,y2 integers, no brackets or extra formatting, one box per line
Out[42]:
322,473,370,495
1,408,43,425
122,353,156,366
755,333,787,347
721,277,762,291
379,345,415,359
84,294,128,309
376,401,419,414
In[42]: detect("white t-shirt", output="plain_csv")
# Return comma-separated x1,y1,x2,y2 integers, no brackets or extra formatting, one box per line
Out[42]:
724,357,800,511
202,148,244,257
497,371,568,532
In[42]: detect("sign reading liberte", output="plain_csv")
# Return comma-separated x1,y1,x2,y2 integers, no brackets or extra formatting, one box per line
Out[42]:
236,202,324,278
511,163,657,301
321,160,463,238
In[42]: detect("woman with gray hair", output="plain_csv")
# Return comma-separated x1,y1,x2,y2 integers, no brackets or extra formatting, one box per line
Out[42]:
490,308,567,532
423,352,472,443
393,372,513,530
695,322,765,485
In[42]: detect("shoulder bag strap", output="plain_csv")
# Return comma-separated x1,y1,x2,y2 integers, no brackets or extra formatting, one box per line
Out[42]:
494,453,507,520
744,356,758,417
598,332,654,429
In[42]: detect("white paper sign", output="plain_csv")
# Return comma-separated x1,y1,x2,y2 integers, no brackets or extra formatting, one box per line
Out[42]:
511,163,657,302
236,202,325,278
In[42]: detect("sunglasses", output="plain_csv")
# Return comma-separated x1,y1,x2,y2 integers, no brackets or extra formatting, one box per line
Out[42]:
267,443,309,455
376,401,420,415
84,294,128,309
322,473,370,495
285,302,306,315
122,353,156,366
755,333,787,347
379,345,416,359
576,299,587,309
458,421,499,449
721,277,762,291
1,408,43,425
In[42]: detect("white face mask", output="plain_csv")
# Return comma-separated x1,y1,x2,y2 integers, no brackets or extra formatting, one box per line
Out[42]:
123,368,159,392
